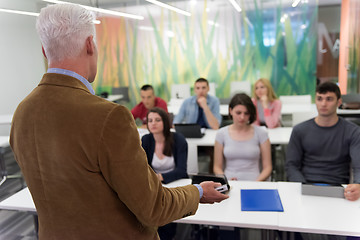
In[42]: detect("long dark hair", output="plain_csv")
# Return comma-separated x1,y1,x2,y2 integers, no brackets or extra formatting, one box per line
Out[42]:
146,107,173,156
229,93,257,124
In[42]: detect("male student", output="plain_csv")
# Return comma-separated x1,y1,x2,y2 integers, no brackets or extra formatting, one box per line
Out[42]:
173,78,221,129
286,81,360,201
9,4,228,239
131,84,168,127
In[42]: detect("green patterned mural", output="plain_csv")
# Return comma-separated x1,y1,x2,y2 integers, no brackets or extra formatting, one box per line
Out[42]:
93,0,318,107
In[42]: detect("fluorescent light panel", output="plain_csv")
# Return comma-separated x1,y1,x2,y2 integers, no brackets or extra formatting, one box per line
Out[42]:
43,0,144,20
228,0,241,12
0,8,100,24
292,0,301,7
146,0,191,16
0,8,39,17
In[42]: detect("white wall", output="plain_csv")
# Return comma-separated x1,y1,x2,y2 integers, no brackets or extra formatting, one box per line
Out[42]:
0,0,45,117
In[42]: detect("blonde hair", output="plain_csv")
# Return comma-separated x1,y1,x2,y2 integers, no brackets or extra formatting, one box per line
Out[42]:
253,78,278,102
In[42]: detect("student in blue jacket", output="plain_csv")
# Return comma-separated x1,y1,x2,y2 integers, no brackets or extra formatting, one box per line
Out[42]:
141,107,188,239
142,107,188,184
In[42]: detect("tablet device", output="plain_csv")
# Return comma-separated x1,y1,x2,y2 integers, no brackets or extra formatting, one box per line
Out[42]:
302,183,344,198
190,173,230,193
174,124,205,138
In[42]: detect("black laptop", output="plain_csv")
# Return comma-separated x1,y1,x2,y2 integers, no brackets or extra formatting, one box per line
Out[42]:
174,124,205,138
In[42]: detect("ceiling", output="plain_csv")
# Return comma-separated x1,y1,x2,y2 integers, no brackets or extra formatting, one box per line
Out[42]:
64,0,342,9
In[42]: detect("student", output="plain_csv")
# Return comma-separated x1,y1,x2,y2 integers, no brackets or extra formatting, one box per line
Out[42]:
131,84,168,127
213,93,272,181
141,107,188,240
252,78,282,128
173,78,221,129
142,107,188,184
9,4,228,239
286,81,360,201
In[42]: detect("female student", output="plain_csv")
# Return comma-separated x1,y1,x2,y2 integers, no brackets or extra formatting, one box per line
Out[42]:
141,107,188,184
141,107,188,240
252,78,282,128
213,93,272,181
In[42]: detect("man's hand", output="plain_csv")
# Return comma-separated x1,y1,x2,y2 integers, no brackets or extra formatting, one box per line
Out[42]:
197,96,208,109
344,184,360,201
200,181,229,204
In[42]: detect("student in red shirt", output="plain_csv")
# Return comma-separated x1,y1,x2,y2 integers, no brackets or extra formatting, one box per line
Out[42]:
131,84,168,128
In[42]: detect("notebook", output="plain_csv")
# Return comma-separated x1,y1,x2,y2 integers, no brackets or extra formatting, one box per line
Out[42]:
174,124,205,138
241,189,284,212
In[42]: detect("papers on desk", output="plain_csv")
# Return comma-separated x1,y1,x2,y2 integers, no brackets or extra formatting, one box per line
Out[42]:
241,189,284,212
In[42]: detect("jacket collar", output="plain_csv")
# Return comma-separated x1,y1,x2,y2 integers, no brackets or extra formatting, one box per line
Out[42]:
39,73,91,94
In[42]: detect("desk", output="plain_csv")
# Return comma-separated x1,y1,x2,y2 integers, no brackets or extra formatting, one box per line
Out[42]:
168,179,279,230
277,182,360,236
4,180,359,237
186,128,292,174
0,187,35,213
104,94,123,102
337,109,360,118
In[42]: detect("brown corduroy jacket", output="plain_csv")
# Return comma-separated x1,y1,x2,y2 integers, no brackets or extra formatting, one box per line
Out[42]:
10,73,199,240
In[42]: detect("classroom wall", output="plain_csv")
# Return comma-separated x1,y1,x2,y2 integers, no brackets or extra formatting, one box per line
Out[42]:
93,0,318,107
0,0,45,116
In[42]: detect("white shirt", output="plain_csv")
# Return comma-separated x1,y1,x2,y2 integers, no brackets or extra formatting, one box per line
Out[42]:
151,153,175,174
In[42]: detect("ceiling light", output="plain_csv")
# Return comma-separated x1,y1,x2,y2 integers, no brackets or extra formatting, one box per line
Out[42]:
0,8,101,24
138,26,154,31
228,0,241,12
292,0,301,7
43,0,144,20
0,8,39,17
146,0,191,16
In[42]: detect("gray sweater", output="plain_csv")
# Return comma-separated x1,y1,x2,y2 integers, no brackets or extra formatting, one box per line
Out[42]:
285,117,360,184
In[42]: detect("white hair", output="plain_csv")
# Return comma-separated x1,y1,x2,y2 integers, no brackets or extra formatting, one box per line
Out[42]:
36,4,96,63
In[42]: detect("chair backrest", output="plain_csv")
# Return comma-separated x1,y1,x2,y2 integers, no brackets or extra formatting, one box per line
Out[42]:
230,81,251,96
292,111,318,126
112,87,130,102
279,95,311,105
171,84,191,99
208,82,216,96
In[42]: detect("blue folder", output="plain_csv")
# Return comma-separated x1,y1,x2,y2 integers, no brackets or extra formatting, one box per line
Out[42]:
241,189,284,212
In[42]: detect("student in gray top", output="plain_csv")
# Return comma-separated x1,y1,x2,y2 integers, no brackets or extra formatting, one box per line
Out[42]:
285,81,360,201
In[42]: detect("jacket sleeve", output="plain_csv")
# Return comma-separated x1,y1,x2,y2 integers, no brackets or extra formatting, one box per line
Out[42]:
141,134,153,165
285,127,306,183
98,105,199,227
162,133,188,184
264,100,282,128
209,97,222,126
